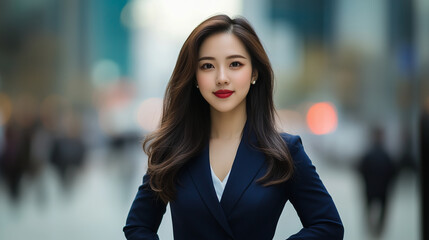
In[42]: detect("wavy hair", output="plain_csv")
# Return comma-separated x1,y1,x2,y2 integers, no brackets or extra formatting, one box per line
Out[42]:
143,14,294,203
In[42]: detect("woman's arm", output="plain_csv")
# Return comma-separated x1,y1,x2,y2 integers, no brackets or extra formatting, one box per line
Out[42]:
123,174,167,240
283,134,344,240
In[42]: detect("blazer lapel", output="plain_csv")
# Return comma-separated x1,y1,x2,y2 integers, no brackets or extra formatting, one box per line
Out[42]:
187,143,235,238
220,125,266,215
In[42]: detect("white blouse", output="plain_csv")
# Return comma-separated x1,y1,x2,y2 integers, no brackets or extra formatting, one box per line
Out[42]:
210,165,231,201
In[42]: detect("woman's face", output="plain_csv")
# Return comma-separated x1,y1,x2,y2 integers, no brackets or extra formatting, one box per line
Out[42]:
196,32,257,114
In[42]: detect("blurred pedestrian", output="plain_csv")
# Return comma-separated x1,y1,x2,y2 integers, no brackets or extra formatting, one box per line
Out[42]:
358,126,396,237
0,95,39,203
49,106,86,191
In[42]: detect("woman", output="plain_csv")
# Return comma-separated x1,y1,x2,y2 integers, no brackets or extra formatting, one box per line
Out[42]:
124,14,343,240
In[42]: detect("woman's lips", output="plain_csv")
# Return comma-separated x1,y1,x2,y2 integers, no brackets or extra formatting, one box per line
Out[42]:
213,90,234,98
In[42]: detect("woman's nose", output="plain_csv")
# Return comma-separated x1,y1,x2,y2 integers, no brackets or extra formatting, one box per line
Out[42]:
216,68,229,85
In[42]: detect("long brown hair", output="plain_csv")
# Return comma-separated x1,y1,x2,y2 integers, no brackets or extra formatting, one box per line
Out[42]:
143,14,294,203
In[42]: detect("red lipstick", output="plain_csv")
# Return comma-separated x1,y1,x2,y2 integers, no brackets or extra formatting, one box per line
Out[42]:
213,89,234,98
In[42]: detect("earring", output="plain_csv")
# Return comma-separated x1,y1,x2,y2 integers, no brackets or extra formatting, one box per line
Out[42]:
252,80,256,85
196,84,199,88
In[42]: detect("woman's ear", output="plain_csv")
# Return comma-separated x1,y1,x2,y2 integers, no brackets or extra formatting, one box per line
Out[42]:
251,70,258,85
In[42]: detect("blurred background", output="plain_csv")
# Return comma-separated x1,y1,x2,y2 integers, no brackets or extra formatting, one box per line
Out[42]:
0,0,427,239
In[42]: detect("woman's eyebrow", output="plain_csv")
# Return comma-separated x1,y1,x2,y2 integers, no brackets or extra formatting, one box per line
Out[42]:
198,54,247,61
226,54,247,59
198,56,215,61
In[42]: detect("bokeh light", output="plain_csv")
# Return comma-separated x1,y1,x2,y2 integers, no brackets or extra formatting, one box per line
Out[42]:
91,59,121,88
306,102,338,135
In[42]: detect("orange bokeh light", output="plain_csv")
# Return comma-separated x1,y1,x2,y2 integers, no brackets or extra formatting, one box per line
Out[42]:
306,102,338,135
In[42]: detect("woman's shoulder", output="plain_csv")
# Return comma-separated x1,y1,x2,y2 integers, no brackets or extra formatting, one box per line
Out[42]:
278,132,303,155
278,132,315,179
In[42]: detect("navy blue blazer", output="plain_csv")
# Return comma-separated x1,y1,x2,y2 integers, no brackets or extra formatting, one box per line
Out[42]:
124,129,344,239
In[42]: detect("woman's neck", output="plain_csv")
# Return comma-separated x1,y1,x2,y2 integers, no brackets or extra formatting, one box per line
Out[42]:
209,105,247,140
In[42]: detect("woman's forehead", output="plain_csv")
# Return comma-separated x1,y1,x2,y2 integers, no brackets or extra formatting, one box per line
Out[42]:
198,32,250,59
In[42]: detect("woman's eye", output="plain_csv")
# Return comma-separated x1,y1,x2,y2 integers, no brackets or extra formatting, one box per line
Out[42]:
201,63,214,69
230,62,242,68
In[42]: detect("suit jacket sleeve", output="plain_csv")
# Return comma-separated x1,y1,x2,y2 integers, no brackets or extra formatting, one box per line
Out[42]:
123,174,167,240
284,135,344,240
